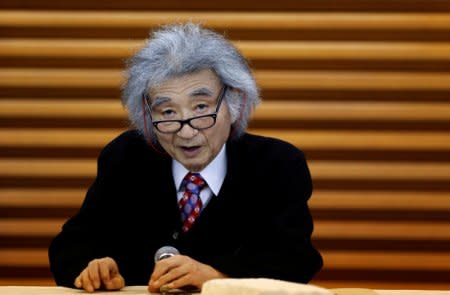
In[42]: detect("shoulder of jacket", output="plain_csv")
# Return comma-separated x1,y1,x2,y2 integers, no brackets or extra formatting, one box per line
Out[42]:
237,132,305,158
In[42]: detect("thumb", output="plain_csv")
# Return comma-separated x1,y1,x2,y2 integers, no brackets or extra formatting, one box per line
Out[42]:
104,274,125,290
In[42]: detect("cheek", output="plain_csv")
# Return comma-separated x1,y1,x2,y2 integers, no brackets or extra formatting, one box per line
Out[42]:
220,112,233,136
208,119,232,147
156,134,174,150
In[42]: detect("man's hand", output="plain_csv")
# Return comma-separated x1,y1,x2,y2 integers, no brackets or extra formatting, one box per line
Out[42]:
74,257,125,293
148,255,226,293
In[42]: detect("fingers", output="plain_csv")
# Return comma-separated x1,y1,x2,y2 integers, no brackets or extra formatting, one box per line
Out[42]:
77,268,95,293
154,262,190,289
148,255,225,293
99,260,111,283
74,275,82,288
163,272,194,290
73,257,124,292
148,256,184,292
150,258,176,282
104,274,125,290
148,259,173,292
88,260,101,289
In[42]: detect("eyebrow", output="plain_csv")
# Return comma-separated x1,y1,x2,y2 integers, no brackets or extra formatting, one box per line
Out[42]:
150,87,216,108
150,96,171,109
190,87,214,97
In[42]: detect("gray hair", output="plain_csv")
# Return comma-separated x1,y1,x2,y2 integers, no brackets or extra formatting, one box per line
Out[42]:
121,23,260,142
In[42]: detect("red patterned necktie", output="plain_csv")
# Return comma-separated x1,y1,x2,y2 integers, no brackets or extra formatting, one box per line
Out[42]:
179,172,207,233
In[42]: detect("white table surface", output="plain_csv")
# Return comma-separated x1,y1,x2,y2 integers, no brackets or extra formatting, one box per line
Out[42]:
1,286,450,295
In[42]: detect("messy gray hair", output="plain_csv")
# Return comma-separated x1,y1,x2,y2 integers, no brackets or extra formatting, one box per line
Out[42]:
121,23,260,142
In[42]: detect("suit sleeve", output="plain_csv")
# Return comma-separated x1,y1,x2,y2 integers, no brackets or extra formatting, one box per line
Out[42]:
48,142,122,287
208,149,323,283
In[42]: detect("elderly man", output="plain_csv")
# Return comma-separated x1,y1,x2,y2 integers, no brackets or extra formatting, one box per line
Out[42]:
49,23,323,293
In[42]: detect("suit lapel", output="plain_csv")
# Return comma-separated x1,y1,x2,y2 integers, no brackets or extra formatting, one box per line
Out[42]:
189,137,245,229
147,154,182,231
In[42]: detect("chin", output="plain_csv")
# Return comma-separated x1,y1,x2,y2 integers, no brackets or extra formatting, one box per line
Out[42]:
182,160,208,172
178,154,210,171
184,164,205,172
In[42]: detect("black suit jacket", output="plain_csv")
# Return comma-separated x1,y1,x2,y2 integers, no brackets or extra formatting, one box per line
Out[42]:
49,130,323,287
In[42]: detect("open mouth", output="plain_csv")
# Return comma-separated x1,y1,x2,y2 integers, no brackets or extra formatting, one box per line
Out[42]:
181,145,201,151
179,145,202,157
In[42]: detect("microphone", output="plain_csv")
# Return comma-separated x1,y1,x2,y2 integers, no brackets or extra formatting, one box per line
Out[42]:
154,246,180,262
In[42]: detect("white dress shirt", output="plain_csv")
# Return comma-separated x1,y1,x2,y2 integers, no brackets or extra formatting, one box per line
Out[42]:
172,144,227,207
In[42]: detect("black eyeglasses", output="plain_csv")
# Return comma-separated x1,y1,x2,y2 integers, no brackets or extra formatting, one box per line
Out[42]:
143,85,227,134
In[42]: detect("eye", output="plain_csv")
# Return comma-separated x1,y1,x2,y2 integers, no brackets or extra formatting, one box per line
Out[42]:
195,103,210,112
160,109,176,118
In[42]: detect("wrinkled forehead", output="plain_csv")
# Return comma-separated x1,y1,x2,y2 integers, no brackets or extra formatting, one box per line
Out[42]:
146,69,222,104
147,68,220,90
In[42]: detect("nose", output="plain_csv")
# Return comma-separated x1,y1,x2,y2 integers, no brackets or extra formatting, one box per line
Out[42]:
176,122,198,139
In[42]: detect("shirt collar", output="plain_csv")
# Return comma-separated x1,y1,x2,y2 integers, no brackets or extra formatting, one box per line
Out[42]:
172,144,227,196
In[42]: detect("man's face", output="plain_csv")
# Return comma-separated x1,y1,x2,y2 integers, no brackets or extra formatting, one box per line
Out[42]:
148,69,232,172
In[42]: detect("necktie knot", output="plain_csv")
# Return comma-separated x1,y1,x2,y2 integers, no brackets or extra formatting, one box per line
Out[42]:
181,172,206,193
179,172,206,232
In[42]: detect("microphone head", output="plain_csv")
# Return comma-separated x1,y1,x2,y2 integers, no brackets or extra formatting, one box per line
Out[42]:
154,246,180,262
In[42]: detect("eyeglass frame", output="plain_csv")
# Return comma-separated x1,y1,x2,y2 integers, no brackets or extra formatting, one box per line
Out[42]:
143,85,228,134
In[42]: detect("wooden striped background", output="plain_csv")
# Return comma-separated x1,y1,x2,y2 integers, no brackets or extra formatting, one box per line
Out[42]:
0,0,449,290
